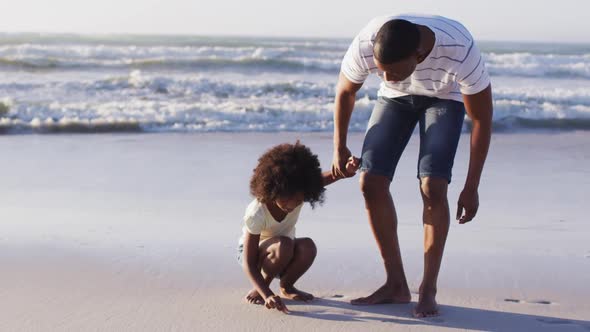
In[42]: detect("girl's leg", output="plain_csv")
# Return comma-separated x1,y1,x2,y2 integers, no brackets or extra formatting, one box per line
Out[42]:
245,236,295,304
279,237,317,301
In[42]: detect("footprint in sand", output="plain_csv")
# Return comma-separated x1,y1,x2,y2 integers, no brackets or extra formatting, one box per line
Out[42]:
317,294,345,300
505,298,554,305
330,294,344,298
504,298,523,303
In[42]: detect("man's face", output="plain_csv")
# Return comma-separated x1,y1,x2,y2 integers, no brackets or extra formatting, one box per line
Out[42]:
374,55,418,83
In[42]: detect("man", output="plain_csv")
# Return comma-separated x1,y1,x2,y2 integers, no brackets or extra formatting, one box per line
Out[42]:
331,14,493,318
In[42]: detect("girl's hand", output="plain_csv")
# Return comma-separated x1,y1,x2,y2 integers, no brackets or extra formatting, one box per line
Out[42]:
265,295,290,314
344,156,361,177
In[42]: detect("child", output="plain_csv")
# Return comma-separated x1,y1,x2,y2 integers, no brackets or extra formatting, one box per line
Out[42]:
237,142,360,314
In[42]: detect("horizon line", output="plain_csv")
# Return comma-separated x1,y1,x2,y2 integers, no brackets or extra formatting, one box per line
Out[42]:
0,30,589,45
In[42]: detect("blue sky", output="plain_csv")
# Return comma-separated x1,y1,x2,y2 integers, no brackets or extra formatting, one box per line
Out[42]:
0,0,587,43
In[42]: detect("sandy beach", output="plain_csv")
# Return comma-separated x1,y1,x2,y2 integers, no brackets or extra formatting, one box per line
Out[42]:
0,131,588,331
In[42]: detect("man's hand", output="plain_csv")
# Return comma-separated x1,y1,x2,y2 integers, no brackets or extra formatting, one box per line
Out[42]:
332,146,352,179
265,295,290,314
456,187,479,224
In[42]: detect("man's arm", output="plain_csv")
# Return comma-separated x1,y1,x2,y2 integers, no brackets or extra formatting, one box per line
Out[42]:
332,72,363,178
458,84,493,223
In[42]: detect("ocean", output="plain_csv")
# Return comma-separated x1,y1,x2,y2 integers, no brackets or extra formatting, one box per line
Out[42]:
1,33,589,133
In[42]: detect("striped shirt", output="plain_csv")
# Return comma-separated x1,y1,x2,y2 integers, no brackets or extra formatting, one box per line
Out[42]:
341,14,490,102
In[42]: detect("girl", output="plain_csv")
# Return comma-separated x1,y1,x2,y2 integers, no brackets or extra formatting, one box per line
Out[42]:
237,142,359,314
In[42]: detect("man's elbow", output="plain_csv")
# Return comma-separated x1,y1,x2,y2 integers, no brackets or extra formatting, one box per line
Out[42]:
464,85,494,123
336,85,357,100
336,73,362,98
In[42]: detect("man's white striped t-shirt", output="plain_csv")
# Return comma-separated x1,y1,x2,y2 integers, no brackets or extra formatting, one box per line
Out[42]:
341,14,490,102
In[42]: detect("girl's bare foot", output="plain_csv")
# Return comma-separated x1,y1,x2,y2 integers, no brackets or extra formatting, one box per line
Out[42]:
413,292,439,318
244,289,264,305
280,286,314,302
351,283,411,305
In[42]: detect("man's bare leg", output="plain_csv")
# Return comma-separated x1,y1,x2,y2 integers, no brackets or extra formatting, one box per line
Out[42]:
351,172,411,305
245,236,295,305
279,237,317,301
414,177,450,317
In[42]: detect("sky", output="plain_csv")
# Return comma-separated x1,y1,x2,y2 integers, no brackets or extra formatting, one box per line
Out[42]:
0,0,588,43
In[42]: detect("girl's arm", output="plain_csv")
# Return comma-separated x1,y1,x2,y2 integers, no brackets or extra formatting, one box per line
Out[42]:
242,232,289,313
322,171,340,186
242,232,274,299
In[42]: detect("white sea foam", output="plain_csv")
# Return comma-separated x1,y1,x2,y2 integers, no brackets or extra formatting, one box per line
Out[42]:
2,40,588,79
1,35,589,133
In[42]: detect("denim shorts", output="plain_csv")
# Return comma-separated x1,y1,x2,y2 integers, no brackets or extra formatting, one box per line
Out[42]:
361,95,465,183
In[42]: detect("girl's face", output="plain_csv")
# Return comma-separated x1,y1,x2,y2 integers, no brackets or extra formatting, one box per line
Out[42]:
275,192,305,213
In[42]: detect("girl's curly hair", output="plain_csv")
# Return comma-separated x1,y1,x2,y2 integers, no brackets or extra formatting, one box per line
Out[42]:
250,141,325,208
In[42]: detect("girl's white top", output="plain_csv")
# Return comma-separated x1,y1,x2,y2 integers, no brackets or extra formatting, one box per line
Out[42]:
238,199,303,246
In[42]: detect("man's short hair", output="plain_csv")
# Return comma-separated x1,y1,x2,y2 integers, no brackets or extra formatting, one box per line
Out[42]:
373,19,420,64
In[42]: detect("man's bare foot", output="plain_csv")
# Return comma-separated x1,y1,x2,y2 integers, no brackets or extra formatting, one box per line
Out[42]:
351,283,411,305
280,286,314,302
244,289,264,305
413,292,439,318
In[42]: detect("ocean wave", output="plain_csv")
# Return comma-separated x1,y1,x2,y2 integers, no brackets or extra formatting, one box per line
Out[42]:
2,35,590,134
485,53,590,79
2,86,590,134
2,71,590,124
2,42,589,79
0,43,344,72
4,52,589,80
0,33,350,52
493,86,590,107
488,117,590,131
2,114,590,134
0,55,342,73
0,89,373,134
0,71,343,102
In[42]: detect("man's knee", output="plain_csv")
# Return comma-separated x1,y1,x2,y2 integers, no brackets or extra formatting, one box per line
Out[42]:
420,177,448,204
360,172,390,200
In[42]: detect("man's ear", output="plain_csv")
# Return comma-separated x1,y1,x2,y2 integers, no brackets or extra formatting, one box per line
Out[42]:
415,49,426,62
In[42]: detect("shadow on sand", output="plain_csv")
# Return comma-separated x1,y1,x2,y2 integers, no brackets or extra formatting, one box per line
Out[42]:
286,298,590,331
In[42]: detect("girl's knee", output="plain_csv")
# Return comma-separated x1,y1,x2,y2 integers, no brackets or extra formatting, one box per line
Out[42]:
296,237,317,259
271,236,295,263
